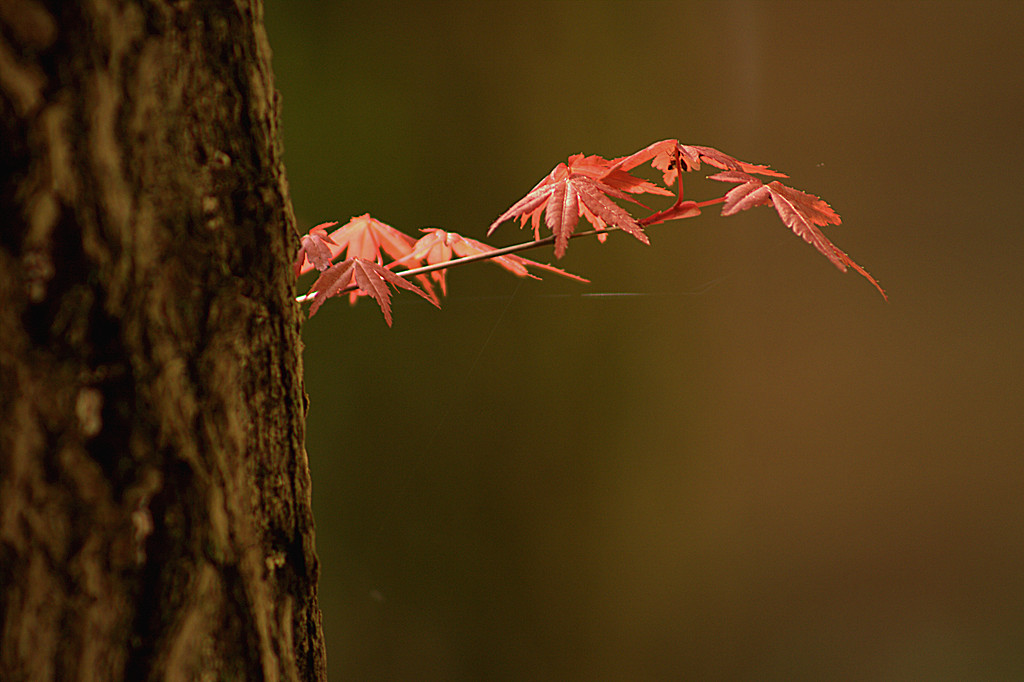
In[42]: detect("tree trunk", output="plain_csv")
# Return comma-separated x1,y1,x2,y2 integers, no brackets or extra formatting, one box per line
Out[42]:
0,1,326,680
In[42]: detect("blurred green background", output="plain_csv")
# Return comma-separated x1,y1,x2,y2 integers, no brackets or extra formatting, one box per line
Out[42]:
265,1,1024,679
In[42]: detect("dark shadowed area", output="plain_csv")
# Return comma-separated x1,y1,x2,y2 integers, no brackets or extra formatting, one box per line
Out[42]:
265,1,1024,678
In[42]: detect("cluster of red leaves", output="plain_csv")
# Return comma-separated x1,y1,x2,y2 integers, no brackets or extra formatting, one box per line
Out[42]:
295,214,586,325
487,153,673,257
487,138,885,298
296,140,884,323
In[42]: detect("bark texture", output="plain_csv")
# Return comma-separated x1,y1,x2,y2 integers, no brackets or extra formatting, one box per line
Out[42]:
0,1,326,680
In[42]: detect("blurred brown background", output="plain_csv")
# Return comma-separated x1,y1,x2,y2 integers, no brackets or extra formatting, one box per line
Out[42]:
265,1,1024,679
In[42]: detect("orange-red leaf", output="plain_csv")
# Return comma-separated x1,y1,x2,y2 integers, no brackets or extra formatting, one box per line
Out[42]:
551,154,674,197
293,221,339,276
392,229,588,294
613,139,786,187
307,257,438,325
296,214,418,277
545,178,579,257
574,178,648,247
710,171,885,298
488,157,652,258
307,259,357,316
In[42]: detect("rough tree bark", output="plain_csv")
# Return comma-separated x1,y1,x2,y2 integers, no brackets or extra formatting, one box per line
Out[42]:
0,1,326,680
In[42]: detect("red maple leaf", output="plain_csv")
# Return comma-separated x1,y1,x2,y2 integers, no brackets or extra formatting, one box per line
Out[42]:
392,228,589,295
306,257,438,324
295,214,418,275
603,140,785,228
612,139,787,187
293,221,339,277
296,214,437,303
709,170,886,299
487,153,672,258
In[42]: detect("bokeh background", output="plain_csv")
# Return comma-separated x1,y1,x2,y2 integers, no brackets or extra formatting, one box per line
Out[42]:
265,1,1024,679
